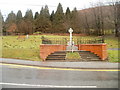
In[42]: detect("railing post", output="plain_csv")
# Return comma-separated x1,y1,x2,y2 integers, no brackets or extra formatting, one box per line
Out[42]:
102,36,104,43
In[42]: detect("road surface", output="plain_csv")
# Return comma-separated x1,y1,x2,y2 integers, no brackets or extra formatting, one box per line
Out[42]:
0,63,119,88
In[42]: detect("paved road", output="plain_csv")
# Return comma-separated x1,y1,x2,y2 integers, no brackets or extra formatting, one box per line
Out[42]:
0,63,119,88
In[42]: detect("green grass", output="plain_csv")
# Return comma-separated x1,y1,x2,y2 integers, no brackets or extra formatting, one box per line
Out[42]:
66,52,81,60
2,48,40,61
2,35,42,49
104,36,119,62
2,35,119,62
104,35,118,48
2,35,42,61
108,50,119,62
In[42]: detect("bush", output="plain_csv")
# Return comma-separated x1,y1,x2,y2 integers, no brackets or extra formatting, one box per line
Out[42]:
41,36,52,44
33,31,42,35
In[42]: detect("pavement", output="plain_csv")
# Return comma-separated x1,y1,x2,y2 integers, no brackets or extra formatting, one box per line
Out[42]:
0,58,119,69
107,48,120,50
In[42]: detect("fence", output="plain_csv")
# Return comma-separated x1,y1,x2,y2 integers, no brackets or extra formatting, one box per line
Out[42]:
41,36,104,45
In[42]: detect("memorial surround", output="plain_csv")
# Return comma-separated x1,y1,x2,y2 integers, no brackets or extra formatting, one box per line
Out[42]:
40,28,108,61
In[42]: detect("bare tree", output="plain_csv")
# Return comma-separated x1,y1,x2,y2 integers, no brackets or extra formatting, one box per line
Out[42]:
84,10,90,35
0,11,2,36
109,0,120,37
99,4,104,35
90,2,105,36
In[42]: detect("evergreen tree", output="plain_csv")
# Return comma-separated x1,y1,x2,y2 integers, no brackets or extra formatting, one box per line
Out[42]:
16,10,23,34
71,7,80,33
65,7,71,20
0,11,4,22
34,12,39,19
53,3,65,33
5,11,17,35
23,9,34,34
16,10,22,21
44,5,50,18
0,12,7,35
0,11,4,25
64,7,71,31
40,7,44,16
54,3,64,24
24,9,33,20
50,10,55,21
71,7,77,19
0,11,2,20
6,11,16,23
34,6,51,33
40,5,50,18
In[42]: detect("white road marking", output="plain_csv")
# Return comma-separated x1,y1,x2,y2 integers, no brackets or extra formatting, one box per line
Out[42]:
0,82,97,88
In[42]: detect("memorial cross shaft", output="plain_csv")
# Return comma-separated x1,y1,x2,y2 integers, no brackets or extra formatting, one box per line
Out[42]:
69,28,73,46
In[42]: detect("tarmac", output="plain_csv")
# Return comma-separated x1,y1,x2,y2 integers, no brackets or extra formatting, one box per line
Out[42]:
0,58,119,69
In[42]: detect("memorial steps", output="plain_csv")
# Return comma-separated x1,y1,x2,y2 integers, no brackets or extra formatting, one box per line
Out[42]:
46,51,101,61
46,51,66,61
78,51,101,61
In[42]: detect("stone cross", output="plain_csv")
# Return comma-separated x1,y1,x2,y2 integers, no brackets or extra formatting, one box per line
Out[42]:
68,28,73,46
26,34,29,39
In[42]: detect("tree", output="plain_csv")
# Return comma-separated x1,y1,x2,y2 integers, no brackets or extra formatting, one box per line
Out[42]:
5,11,17,35
91,2,105,36
34,12,39,19
0,11,4,23
0,11,2,25
112,1,120,37
99,5,104,35
83,10,90,35
54,3,64,24
71,7,80,33
7,23,17,35
117,2,120,36
6,11,16,23
0,11,3,36
16,10,23,34
24,9,33,20
65,7,71,30
17,20,26,34
34,6,51,33
44,5,50,18
23,9,34,34
16,10,22,21
40,5,50,18
65,7,71,19
52,3,65,33
17,19,33,34
50,10,55,21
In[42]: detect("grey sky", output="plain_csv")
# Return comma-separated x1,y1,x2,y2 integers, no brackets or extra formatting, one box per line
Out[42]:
0,0,113,19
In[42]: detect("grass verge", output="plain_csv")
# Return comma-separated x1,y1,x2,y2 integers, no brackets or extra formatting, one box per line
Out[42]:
2,48,41,61
108,50,119,62
66,52,81,60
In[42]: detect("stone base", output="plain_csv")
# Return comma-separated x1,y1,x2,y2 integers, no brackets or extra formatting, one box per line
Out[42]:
66,45,78,51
